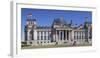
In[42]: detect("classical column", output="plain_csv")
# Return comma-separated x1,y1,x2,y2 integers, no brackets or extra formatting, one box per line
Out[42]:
81,31,83,43
82,31,84,42
78,31,79,42
55,30,56,42
76,31,78,41
78,31,79,41
79,31,80,43
41,31,43,44
66,30,67,41
82,31,83,41
70,30,72,41
56,30,58,42
82,31,83,43
58,31,60,40
75,31,76,41
58,30,60,41
45,31,46,43
48,31,50,43
80,31,81,43
53,31,55,42
38,31,39,44
83,31,85,42
39,31,40,44
46,31,48,40
77,31,78,41
27,30,30,41
33,29,37,44
69,30,70,42
63,30,64,41
60,30,62,41
88,30,89,43
43,31,44,42
27,29,30,45
61,30,63,41
61,30,62,41
59,30,61,41
71,30,74,42
63,30,65,41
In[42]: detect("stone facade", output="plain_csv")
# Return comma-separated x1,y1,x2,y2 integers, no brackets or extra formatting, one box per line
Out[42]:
24,15,92,46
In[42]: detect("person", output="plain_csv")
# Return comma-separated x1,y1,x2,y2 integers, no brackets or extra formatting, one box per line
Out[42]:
73,41,76,46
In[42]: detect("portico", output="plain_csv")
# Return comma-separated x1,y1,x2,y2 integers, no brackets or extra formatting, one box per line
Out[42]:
53,28,73,43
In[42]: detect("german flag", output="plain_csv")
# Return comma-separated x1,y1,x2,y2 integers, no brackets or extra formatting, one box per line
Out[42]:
27,13,32,16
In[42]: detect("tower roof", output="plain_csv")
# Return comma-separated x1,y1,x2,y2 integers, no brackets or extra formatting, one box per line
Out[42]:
37,26,51,29
27,19,36,21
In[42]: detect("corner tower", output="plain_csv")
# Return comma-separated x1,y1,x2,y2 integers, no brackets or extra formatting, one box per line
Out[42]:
24,13,37,44
26,13,37,28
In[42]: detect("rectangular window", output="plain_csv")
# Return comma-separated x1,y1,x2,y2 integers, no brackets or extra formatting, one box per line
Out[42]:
37,31,39,40
37,36,39,40
74,31,76,39
41,36,43,40
44,36,46,40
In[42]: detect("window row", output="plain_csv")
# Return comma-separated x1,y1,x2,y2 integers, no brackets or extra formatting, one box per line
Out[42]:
74,31,85,39
37,41,50,44
37,36,51,40
37,31,51,36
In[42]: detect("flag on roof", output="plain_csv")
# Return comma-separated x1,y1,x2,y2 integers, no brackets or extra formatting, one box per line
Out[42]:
27,13,32,16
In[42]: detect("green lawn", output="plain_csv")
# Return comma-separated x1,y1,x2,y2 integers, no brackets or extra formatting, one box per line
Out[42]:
21,44,92,49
